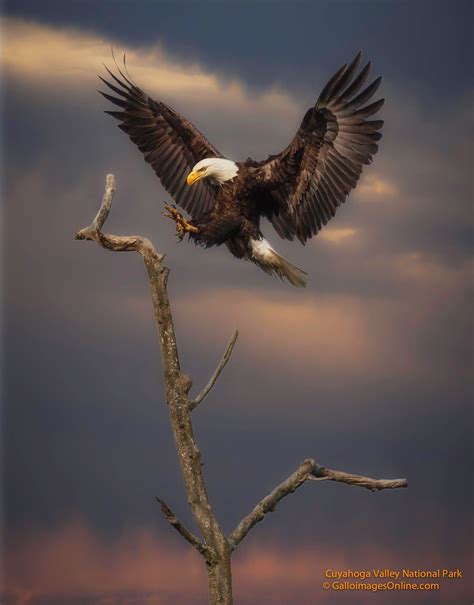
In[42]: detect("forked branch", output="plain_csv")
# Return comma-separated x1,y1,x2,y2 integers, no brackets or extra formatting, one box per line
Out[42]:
75,174,162,260
229,458,407,550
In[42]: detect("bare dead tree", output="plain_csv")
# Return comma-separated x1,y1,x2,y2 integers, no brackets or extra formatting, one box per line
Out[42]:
76,174,407,605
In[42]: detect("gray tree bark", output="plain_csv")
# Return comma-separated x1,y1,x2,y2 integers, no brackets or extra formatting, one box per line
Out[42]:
76,174,407,605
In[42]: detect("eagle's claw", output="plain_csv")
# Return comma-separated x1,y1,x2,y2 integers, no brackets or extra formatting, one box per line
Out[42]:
162,203,199,241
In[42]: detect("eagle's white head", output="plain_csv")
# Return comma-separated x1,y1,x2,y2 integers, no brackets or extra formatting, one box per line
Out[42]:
187,158,239,186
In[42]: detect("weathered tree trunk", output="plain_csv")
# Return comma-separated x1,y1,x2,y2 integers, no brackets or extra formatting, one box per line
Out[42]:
207,550,233,605
76,174,407,604
143,253,233,603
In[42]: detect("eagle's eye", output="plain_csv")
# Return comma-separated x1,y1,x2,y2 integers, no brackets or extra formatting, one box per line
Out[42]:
199,167,206,173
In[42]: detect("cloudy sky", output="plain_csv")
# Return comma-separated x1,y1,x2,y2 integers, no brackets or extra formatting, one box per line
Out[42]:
2,1,473,604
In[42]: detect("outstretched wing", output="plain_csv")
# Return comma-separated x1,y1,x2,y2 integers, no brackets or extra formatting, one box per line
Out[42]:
99,67,223,220
256,52,384,243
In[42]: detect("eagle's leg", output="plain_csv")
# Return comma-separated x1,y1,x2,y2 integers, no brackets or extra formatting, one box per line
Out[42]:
163,204,199,241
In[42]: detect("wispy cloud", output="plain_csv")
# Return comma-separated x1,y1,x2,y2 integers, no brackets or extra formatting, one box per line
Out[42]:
355,173,398,200
319,227,358,244
2,17,298,126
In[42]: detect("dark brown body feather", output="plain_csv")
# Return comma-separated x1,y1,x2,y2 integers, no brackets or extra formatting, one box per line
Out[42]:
100,53,384,283
190,166,262,251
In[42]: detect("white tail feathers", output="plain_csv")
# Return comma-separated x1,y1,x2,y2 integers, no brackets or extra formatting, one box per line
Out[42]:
250,239,307,288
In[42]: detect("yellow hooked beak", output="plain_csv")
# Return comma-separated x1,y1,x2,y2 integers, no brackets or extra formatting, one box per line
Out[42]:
186,170,202,186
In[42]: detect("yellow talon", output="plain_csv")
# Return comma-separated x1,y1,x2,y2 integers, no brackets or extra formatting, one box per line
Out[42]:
162,203,199,241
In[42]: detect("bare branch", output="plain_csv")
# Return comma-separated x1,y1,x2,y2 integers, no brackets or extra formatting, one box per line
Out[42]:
93,173,115,230
228,458,315,550
156,498,210,558
190,330,239,410
309,463,408,491
229,458,407,550
74,173,164,262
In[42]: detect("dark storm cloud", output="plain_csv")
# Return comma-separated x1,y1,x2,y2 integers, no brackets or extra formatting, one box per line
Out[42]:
2,10,473,605
3,0,472,101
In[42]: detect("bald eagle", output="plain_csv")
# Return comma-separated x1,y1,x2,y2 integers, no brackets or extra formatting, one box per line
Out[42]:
100,52,384,287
